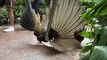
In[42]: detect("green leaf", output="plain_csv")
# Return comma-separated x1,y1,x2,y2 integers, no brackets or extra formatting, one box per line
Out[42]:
98,16,107,27
80,0,107,24
80,0,101,8
99,5,107,16
80,31,94,38
79,46,107,60
81,43,92,53
79,51,90,60
89,46,107,60
98,26,107,45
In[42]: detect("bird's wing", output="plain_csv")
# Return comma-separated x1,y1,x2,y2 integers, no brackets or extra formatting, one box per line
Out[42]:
20,0,35,31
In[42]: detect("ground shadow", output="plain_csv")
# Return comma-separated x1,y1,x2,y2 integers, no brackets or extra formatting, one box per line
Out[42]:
27,44,63,56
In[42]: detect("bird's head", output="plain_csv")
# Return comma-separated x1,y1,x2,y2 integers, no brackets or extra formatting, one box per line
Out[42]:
34,30,48,42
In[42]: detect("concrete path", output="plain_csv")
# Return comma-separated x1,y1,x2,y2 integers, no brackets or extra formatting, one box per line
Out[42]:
0,25,80,60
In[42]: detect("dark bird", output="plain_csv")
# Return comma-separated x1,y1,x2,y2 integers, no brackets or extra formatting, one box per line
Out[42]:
34,28,60,43
74,29,84,43
24,0,85,52
33,0,85,51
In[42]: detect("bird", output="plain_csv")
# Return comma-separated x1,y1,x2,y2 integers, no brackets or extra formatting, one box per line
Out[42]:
23,0,85,52
33,0,85,52
74,29,84,43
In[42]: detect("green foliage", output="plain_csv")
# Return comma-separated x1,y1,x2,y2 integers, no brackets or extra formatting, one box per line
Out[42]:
38,0,50,14
99,6,107,16
81,0,107,24
0,0,25,25
80,0,101,8
81,43,92,53
89,46,107,60
79,51,90,60
13,0,25,23
98,26,107,45
0,17,2,26
80,46,107,60
80,0,107,45
0,7,8,18
80,0,107,60
80,31,94,38
92,24,102,46
0,7,9,25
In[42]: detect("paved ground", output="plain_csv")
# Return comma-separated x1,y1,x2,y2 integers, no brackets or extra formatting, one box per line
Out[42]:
0,25,80,60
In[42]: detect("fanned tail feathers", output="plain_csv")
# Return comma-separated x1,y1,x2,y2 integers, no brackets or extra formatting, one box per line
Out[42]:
47,0,84,51
33,0,84,52
49,38,79,52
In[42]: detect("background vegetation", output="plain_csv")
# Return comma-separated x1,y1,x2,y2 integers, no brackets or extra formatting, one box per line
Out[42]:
0,0,25,26
79,0,107,60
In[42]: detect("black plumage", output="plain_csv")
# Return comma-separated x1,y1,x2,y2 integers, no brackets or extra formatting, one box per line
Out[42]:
48,28,60,40
34,30,47,42
74,29,84,43
34,28,60,42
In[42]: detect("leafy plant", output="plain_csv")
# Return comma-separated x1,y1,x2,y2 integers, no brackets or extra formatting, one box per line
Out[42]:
0,0,25,25
80,0,101,8
79,0,107,60
38,0,50,15
80,46,107,60
13,0,25,23
0,7,9,25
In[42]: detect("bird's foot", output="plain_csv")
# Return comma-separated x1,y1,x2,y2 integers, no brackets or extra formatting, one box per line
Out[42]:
36,42,44,46
42,42,52,47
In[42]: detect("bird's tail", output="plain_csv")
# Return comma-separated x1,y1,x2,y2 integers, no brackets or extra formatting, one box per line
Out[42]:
49,38,80,52
33,0,84,52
